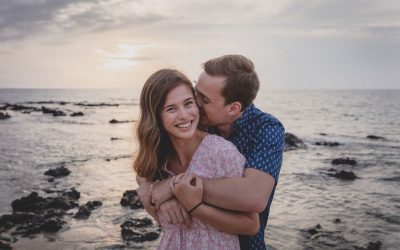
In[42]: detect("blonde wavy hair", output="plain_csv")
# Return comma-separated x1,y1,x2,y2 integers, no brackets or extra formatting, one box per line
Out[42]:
133,69,194,181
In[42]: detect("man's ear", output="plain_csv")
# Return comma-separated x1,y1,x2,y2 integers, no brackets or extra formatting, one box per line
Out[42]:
228,102,242,116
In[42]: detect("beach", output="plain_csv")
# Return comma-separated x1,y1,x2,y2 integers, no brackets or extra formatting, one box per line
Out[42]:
1,89,399,249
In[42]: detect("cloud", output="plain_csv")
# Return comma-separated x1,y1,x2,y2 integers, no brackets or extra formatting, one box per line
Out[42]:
0,0,164,42
0,0,399,43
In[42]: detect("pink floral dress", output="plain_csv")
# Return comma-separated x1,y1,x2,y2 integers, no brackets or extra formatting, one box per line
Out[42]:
157,134,246,250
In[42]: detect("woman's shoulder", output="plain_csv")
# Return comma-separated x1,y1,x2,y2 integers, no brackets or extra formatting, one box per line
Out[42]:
203,134,234,147
201,134,241,156
195,134,244,178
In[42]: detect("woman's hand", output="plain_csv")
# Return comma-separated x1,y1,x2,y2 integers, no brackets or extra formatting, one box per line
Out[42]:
171,173,203,211
158,198,192,228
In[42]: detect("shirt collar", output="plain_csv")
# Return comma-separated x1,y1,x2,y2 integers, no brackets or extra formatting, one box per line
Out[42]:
231,103,256,132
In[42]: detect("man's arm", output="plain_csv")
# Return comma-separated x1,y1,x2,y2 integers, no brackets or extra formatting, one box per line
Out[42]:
203,122,285,213
135,176,160,223
203,168,275,213
173,174,259,235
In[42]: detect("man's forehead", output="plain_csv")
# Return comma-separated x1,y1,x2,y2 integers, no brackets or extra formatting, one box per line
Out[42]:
196,73,225,95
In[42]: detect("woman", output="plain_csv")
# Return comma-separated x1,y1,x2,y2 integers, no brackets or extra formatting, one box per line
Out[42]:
134,69,258,249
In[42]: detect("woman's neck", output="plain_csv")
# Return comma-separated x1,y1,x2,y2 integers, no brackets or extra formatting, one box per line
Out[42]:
169,130,206,173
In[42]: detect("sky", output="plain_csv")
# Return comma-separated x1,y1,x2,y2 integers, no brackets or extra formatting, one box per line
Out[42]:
0,0,399,89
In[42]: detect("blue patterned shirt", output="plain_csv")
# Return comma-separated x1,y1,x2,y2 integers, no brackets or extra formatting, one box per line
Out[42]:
228,104,285,250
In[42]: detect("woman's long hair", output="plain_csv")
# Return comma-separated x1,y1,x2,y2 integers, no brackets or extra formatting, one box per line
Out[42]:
133,69,194,181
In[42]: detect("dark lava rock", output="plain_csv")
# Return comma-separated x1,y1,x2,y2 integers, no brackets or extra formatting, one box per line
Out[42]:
355,240,382,250
74,206,91,219
2,190,79,238
62,188,81,200
41,106,66,116
74,201,102,219
328,170,357,180
0,212,35,231
70,112,84,117
314,141,341,147
366,135,385,140
75,102,119,107
0,112,11,120
109,119,134,124
86,201,102,210
3,104,41,112
331,157,357,166
11,189,80,212
120,190,143,209
0,240,12,250
11,192,48,212
8,209,66,237
25,101,69,105
121,218,160,242
302,223,354,249
40,217,65,232
44,166,71,178
306,224,322,236
284,133,306,151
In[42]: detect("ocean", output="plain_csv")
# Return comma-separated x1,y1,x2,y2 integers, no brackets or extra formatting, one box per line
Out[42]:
0,89,399,249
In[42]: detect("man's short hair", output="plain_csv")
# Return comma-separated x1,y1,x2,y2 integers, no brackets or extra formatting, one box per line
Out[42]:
203,54,260,110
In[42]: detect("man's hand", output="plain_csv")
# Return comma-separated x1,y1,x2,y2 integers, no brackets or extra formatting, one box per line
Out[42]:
136,181,158,222
152,178,174,209
172,173,203,211
158,198,192,228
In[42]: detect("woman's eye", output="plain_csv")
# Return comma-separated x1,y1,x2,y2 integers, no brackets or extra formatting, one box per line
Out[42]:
185,101,194,106
166,107,176,112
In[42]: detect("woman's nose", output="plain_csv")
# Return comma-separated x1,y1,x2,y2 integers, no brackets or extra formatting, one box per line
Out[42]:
178,108,190,119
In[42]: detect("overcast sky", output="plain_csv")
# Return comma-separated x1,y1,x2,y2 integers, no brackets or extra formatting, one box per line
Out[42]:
0,0,399,89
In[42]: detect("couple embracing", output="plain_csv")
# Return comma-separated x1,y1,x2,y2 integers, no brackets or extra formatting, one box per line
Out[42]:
134,55,285,250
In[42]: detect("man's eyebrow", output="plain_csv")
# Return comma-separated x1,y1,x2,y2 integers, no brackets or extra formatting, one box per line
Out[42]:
194,86,207,98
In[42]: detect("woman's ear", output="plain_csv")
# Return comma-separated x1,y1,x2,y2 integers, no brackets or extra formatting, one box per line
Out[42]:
228,102,242,116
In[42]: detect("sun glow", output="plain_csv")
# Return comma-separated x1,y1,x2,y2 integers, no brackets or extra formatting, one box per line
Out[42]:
96,43,144,69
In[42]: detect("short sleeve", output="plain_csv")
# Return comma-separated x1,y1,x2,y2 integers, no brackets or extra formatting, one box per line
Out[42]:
189,135,245,179
245,122,285,182
212,137,245,178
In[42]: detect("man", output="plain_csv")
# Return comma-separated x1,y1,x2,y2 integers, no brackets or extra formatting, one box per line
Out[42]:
137,54,285,249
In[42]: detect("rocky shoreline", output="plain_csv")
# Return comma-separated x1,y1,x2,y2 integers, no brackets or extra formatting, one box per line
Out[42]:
0,118,389,249
0,161,161,249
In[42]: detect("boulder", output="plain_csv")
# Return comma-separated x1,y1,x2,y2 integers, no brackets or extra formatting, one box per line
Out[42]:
74,201,102,219
366,135,385,140
284,133,306,151
314,141,341,147
75,102,119,107
41,106,66,116
109,119,134,124
355,240,382,250
121,218,161,242
0,240,12,250
331,158,357,166
44,166,71,178
0,112,11,120
120,190,143,209
70,112,84,117
328,170,357,180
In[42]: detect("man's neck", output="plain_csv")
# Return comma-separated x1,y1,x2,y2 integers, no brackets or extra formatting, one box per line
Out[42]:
217,111,244,139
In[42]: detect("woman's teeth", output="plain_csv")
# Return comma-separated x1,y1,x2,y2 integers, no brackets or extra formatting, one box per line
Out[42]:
177,122,191,128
